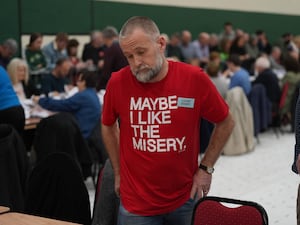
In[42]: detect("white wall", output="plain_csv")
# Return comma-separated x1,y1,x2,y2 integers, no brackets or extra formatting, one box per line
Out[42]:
98,0,300,16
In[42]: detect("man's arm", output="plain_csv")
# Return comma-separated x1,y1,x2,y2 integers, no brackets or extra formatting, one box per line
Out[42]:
37,93,80,112
201,112,234,168
101,121,120,195
190,112,234,200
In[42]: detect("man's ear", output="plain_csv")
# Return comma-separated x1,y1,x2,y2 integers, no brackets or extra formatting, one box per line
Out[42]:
157,36,166,51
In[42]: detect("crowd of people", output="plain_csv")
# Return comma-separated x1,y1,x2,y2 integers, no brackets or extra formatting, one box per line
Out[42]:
38,22,300,132
2,17,300,224
1,22,300,131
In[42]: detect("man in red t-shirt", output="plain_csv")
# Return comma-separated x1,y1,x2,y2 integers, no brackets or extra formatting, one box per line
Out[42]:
101,16,234,225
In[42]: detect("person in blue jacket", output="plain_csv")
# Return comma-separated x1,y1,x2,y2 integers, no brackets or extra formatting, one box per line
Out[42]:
0,66,25,136
34,70,101,139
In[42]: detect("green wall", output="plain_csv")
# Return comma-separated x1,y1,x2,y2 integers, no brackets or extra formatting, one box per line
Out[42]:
21,0,91,34
0,0,20,42
1,0,300,55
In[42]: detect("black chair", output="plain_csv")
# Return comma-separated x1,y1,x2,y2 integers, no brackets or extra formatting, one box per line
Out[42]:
290,81,300,132
25,152,91,225
33,112,93,179
0,124,29,212
248,84,272,138
192,196,268,225
91,159,119,225
87,120,108,186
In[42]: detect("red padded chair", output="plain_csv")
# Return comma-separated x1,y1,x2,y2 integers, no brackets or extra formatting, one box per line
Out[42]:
192,196,268,225
279,82,289,110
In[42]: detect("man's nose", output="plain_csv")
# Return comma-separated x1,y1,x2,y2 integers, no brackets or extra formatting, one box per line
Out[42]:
133,56,142,67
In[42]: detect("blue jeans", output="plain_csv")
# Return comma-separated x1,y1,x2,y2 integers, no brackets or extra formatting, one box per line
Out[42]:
118,198,196,225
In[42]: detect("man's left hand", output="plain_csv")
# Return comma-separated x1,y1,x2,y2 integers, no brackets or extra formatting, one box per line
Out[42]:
190,168,212,201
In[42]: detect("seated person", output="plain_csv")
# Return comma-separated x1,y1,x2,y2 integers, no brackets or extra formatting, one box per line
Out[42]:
82,30,105,71
193,32,210,67
280,54,300,123
269,46,284,70
165,32,184,62
67,39,81,66
7,58,32,100
99,26,128,90
25,32,47,73
224,54,251,96
41,58,72,95
67,39,89,85
34,71,101,139
0,38,18,68
179,30,197,63
42,32,68,72
0,66,25,136
252,57,281,109
206,61,228,98
209,51,227,72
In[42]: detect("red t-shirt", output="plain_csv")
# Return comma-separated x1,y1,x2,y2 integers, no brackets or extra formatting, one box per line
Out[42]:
102,60,229,215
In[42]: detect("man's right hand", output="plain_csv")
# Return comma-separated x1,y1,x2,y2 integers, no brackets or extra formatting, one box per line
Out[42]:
115,173,120,197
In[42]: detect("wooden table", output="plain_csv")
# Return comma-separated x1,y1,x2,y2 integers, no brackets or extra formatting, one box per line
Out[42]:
0,212,82,225
0,206,10,214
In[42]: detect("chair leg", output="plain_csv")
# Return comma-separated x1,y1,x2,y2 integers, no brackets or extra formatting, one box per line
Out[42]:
91,162,101,188
255,135,260,144
272,126,280,139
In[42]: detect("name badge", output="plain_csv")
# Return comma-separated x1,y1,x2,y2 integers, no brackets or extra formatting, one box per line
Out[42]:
177,97,195,108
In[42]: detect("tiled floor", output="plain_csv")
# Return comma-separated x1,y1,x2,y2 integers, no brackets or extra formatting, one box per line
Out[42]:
86,129,299,224
211,129,299,224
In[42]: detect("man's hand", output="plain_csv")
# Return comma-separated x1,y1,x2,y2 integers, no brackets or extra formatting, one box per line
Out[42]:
32,95,40,104
98,59,104,69
114,173,120,197
190,169,212,201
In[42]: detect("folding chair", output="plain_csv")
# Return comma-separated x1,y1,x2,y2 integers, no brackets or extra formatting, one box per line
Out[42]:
91,159,119,225
279,82,289,112
87,120,108,187
191,196,268,225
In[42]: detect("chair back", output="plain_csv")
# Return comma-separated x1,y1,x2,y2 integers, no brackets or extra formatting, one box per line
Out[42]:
248,84,272,136
25,152,91,225
34,112,92,178
87,121,108,185
223,87,255,155
192,196,268,225
87,121,108,165
0,124,29,212
279,82,289,110
91,159,119,225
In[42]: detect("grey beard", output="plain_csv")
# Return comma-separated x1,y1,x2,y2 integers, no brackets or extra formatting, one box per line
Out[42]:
133,55,163,83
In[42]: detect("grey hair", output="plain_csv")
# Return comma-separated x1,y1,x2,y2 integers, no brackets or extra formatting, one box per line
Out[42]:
3,38,18,55
102,26,118,39
90,30,102,40
272,46,281,53
255,56,270,69
119,16,160,41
